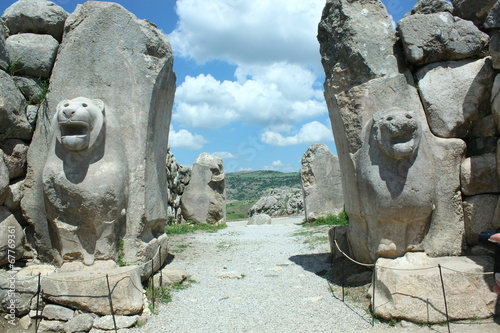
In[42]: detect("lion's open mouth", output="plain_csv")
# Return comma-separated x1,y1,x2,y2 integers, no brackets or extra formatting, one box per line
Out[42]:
60,121,90,139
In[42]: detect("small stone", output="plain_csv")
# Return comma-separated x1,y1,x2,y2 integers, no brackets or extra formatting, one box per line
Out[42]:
304,296,324,302
92,315,138,330
64,313,94,333
19,315,32,330
218,271,243,279
38,319,65,333
42,304,74,322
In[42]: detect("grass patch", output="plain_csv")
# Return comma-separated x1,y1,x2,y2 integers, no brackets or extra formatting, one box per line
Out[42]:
226,199,257,220
7,57,24,76
146,281,172,313
165,221,227,235
304,211,349,227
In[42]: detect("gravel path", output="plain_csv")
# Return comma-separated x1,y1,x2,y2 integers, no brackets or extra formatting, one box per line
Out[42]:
133,216,374,333
132,217,500,333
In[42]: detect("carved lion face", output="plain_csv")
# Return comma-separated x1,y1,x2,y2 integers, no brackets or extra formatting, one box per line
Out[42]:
55,97,105,152
373,108,421,160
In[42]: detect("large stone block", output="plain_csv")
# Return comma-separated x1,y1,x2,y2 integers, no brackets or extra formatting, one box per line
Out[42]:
463,194,499,246
484,1,500,29
373,253,499,322
317,0,401,94
0,152,8,203
407,0,453,15
181,153,225,225
398,12,488,66
0,270,38,316
21,2,175,269
490,31,500,70
41,263,143,315
0,24,8,71
0,207,25,266
1,0,68,41
323,73,465,264
301,144,344,222
0,139,28,180
0,71,32,141
461,154,500,196
5,33,59,79
451,0,497,27
416,58,494,138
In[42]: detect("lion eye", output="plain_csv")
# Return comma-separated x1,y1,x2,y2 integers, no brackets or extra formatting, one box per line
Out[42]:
82,103,88,107
406,114,413,119
64,103,69,107
386,116,393,121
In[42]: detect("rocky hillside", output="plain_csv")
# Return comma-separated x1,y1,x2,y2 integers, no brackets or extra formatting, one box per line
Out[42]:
225,170,300,201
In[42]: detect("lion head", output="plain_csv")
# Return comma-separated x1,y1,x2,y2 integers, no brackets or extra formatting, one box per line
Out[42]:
54,97,105,152
372,108,421,160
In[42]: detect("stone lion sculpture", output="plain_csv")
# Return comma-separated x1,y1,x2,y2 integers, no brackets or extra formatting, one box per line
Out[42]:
350,107,436,262
42,97,128,265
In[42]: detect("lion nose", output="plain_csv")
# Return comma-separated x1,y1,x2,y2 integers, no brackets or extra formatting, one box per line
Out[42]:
62,108,76,118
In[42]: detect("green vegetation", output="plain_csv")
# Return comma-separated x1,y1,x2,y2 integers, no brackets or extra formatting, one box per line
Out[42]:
303,211,349,227
146,281,172,313
7,57,24,76
226,170,300,201
226,199,257,220
116,239,127,267
27,79,50,106
165,221,227,235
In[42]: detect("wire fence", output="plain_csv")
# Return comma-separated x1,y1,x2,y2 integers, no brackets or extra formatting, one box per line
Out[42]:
1,245,165,333
331,234,497,333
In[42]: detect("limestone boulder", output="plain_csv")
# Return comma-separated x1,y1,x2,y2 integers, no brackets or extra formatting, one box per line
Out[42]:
484,1,500,29
247,213,272,225
248,187,303,217
6,33,58,79
463,194,499,246
249,196,280,217
153,265,189,287
461,154,500,196
181,153,225,225
0,271,38,316
0,139,28,179
41,264,143,315
317,0,400,94
451,0,497,27
64,313,94,333
21,1,176,268
0,152,8,203
42,304,74,322
0,24,8,71
1,0,68,41
398,12,489,66
416,58,494,138
3,179,24,212
93,315,138,330
328,225,349,260
407,0,453,15
490,31,500,70
0,207,25,266
301,144,344,222
373,253,499,322
13,76,47,105
0,70,32,141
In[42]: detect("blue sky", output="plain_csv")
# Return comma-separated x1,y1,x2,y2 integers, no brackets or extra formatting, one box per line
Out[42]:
1,0,418,172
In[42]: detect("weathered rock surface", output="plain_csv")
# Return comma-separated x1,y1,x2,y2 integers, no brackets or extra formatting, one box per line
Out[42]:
247,213,272,225
5,33,59,79
153,265,189,287
416,58,494,138
64,313,94,333
21,1,175,269
13,76,47,105
461,154,500,195
41,264,143,316
0,70,32,141
490,31,500,70
166,148,191,225
451,0,497,27
317,0,400,94
407,0,453,15
484,1,500,29
0,207,25,266
248,187,303,217
301,144,344,222
38,319,65,333
463,194,499,246
0,271,38,316
181,153,225,225
491,74,500,129
0,24,8,71
0,139,29,179
1,0,68,41
3,179,24,212
42,304,74,322
0,151,9,202
398,12,489,66
373,253,499,322
93,315,138,330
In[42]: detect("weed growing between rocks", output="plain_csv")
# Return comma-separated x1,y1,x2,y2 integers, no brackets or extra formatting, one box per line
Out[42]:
303,211,349,227
165,221,227,235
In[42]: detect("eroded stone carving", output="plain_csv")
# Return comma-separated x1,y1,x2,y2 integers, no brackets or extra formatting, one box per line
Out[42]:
355,107,435,260
42,97,128,265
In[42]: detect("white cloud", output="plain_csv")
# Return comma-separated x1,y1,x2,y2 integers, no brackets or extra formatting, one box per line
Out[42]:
169,127,208,150
173,63,327,129
261,121,334,146
169,0,325,71
263,160,295,172
212,151,237,159
271,160,283,167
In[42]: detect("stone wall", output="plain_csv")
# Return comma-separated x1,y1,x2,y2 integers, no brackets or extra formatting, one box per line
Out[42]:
248,187,303,217
318,0,500,263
